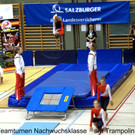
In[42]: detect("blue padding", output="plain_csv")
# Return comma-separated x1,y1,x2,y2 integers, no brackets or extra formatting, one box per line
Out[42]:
22,50,33,66
8,64,71,107
124,49,135,63
77,49,89,64
77,49,122,64
13,122,59,135
64,64,116,71
97,64,116,71
8,94,29,107
35,50,77,65
97,49,122,64
25,71,109,99
74,95,97,108
74,63,132,108
26,87,74,112
106,63,132,90
24,64,70,94
8,63,132,108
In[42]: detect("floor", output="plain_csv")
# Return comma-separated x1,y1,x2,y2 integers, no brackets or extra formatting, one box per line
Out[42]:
0,66,134,135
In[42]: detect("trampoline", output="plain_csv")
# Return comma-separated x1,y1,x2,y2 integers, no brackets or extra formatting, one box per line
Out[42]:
26,87,74,120
25,71,109,99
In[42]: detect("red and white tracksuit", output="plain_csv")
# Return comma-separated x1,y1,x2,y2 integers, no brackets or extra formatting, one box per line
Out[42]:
88,50,98,96
97,84,112,100
90,107,106,127
14,54,25,100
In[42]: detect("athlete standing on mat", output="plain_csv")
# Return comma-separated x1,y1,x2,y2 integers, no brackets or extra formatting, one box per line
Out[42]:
90,99,106,133
53,14,64,46
14,47,25,100
88,42,98,96
97,76,113,121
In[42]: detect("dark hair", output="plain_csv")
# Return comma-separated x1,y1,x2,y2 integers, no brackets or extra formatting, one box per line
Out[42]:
89,24,93,27
55,32,60,39
14,47,20,54
94,99,101,107
94,99,100,103
100,76,106,81
90,42,97,52
133,22,135,24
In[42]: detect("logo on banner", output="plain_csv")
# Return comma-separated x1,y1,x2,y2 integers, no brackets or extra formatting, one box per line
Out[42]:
1,20,12,31
51,4,64,13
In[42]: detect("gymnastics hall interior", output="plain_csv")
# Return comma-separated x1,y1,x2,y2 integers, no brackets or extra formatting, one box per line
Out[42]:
0,48,135,135
0,1,135,134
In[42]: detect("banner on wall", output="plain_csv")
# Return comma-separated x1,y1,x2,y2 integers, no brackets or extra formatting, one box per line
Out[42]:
0,4,13,20
24,1,129,25
0,19,20,67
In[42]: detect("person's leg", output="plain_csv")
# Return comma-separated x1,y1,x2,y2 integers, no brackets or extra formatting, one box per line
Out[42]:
95,70,98,94
104,111,107,121
90,70,96,96
95,70,98,84
103,97,110,121
92,118,99,132
56,39,58,46
54,32,60,46
100,97,104,110
20,73,25,97
23,72,25,88
101,97,107,120
90,69,97,96
1,76,3,83
15,73,21,100
97,120,103,131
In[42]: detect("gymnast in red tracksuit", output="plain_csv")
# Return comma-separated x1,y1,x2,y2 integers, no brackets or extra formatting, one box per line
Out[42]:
14,47,25,100
88,42,98,96
90,99,106,133
97,76,113,121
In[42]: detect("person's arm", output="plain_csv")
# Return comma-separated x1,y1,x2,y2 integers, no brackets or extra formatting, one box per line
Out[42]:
107,85,112,101
91,37,96,42
14,57,23,76
88,54,94,73
86,31,91,42
91,31,97,42
86,37,90,41
101,109,106,128
53,20,56,35
107,85,113,106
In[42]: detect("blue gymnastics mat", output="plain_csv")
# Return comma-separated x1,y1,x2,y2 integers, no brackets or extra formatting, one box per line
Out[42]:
25,71,109,99
12,122,59,135
8,63,132,108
